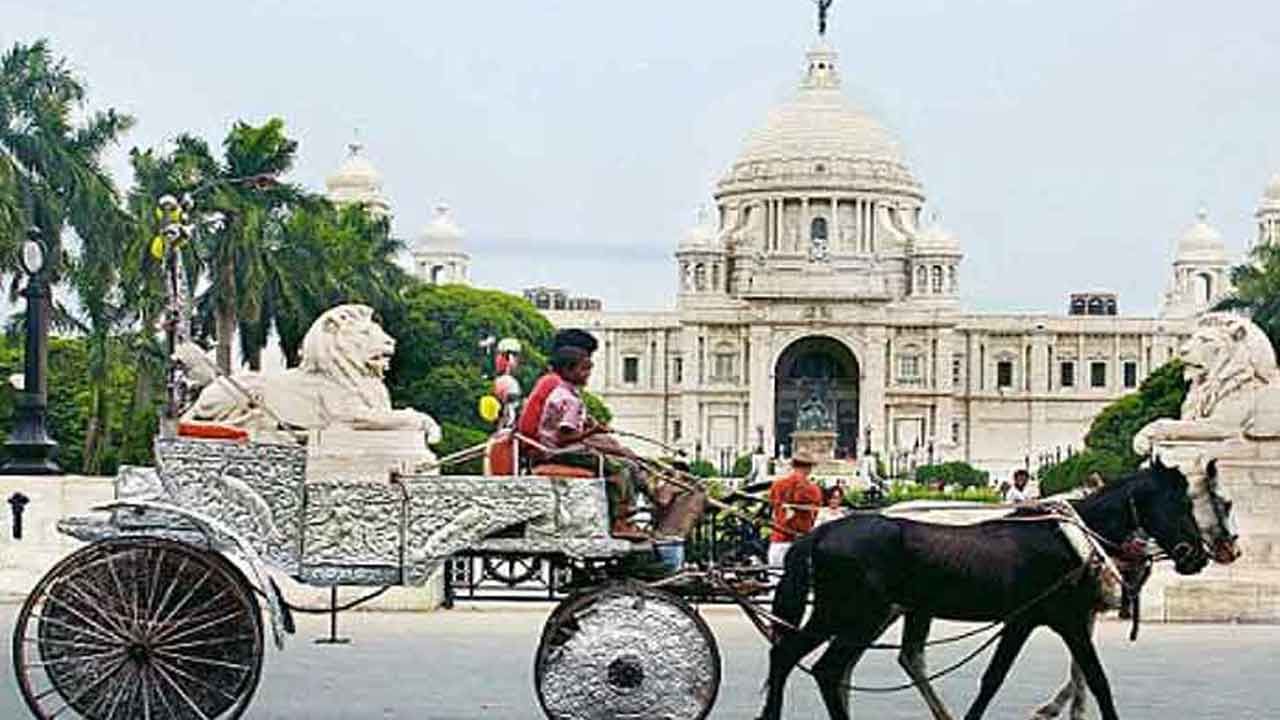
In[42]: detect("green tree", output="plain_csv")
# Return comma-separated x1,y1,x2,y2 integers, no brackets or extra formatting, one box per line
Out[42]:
386,284,555,432
1037,449,1130,497
0,40,133,285
1083,359,1187,468
1217,243,1280,354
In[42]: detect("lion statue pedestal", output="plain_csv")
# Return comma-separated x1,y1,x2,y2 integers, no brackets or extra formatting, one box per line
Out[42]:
1135,313,1280,623
182,304,443,481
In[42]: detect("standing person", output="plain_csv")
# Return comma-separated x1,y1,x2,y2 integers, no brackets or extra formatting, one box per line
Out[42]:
814,485,847,526
767,452,823,566
1004,468,1035,504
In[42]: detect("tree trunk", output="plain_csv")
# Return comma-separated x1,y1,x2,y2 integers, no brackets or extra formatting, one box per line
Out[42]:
216,256,237,374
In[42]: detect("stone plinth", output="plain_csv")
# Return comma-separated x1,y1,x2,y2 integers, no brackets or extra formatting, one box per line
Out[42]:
1150,438,1280,623
791,430,835,463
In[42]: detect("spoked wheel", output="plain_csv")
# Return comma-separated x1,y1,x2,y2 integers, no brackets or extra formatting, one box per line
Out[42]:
482,556,544,586
534,581,720,720
12,537,265,719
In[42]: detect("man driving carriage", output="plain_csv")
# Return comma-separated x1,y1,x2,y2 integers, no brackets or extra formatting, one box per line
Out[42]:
518,329,703,541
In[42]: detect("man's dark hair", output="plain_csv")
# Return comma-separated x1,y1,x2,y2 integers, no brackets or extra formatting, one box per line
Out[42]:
550,345,591,372
1013,469,1030,481
552,329,598,353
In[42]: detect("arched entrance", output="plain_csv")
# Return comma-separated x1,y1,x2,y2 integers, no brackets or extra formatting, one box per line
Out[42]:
774,336,859,459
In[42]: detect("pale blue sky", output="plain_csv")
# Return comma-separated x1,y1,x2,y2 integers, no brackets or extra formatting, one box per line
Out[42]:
5,0,1278,314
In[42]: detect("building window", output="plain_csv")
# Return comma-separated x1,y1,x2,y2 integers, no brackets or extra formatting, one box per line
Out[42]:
1123,361,1138,389
1090,361,1107,388
673,357,683,385
916,266,928,294
672,419,682,441
713,353,736,382
996,360,1014,389
897,354,922,383
951,420,961,444
951,354,963,387
623,357,640,384
1060,361,1075,388
931,265,943,294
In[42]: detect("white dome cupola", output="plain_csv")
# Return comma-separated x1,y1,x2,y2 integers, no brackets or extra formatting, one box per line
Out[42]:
413,204,470,286
325,141,391,218
1161,208,1231,318
908,215,963,303
676,205,728,299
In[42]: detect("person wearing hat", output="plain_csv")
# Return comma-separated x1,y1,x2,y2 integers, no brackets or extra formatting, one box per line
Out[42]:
767,451,824,566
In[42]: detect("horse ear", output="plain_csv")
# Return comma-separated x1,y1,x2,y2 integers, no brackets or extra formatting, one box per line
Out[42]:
1206,459,1218,479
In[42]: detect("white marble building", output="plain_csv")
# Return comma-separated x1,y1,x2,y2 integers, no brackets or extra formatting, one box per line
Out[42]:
537,37,1278,476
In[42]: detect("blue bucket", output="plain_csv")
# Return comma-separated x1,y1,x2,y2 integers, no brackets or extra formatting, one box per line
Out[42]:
654,539,685,573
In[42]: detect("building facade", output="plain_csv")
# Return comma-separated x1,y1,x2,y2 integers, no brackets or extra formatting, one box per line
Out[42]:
540,36,1275,476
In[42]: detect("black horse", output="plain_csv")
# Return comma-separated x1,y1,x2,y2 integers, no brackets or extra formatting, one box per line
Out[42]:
757,460,1211,720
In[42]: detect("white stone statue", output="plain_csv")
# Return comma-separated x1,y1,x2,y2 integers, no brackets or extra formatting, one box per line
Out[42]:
1134,313,1280,454
182,304,442,449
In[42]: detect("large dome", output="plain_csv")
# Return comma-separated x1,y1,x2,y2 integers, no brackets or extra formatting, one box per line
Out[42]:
717,42,921,199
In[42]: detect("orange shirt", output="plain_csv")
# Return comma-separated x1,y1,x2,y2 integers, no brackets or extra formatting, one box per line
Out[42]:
769,471,823,542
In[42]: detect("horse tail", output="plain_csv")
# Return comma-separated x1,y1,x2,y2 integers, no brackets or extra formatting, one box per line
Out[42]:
771,533,817,634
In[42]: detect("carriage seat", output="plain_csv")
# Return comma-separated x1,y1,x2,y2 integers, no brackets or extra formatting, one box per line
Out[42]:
530,464,596,479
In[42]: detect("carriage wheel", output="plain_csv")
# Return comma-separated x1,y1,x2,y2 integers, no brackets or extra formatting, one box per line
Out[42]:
12,537,265,720
534,582,720,720
482,556,544,586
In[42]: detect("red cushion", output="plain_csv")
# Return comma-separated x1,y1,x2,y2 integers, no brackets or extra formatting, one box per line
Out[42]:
485,435,516,476
178,422,249,441
531,464,596,479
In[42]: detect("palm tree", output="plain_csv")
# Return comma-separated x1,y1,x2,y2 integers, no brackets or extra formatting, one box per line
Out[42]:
1,40,134,473
1217,243,1280,354
0,40,133,283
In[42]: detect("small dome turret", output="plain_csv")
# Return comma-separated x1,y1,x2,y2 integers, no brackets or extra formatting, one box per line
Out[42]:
325,141,390,217
1174,208,1227,264
413,204,470,286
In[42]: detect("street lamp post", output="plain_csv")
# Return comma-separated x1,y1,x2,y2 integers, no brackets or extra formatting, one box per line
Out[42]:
1,230,61,475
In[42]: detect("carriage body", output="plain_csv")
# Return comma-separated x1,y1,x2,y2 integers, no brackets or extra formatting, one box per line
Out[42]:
14,437,723,720
57,437,639,586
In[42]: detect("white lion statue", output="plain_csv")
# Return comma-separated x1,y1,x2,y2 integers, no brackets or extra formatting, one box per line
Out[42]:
182,304,441,445
1135,312,1280,455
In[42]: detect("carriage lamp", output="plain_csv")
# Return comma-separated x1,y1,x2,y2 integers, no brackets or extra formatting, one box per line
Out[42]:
1,229,61,475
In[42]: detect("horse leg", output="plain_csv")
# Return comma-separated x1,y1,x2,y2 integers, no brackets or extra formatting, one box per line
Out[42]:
1054,621,1120,720
811,636,866,720
1031,661,1083,719
758,616,830,720
1033,612,1095,720
812,609,898,720
961,622,1035,720
898,613,956,720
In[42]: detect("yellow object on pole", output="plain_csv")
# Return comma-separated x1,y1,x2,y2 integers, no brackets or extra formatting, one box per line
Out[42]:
478,395,501,423
150,235,166,260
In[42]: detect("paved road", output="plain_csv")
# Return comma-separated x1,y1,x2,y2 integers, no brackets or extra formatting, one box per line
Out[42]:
3,602,1276,719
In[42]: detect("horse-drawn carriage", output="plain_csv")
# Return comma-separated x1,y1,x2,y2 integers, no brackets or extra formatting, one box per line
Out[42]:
13,431,744,720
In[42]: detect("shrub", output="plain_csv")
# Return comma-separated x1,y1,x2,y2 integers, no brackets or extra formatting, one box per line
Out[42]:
731,453,754,478
434,421,489,475
1037,449,1130,497
883,482,1001,504
1083,360,1187,470
914,462,989,489
688,459,718,478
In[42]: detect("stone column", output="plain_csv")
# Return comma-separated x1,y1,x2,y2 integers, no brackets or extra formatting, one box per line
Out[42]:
862,325,888,455
749,324,774,456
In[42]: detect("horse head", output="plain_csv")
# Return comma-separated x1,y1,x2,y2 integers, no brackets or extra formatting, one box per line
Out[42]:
1138,458,1211,575
1190,459,1242,565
